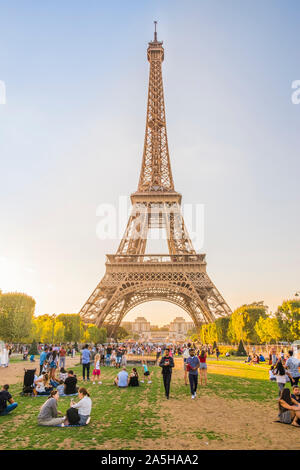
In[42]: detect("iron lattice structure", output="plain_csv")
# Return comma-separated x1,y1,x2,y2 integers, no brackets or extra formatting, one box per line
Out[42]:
80,27,232,336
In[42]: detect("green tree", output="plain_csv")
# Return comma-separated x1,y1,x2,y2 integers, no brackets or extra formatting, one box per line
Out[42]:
115,326,129,341
275,300,300,342
53,321,65,343
56,314,81,342
0,292,36,342
237,339,247,356
228,302,267,344
29,339,38,355
86,326,107,344
215,317,230,343
255,316,281,343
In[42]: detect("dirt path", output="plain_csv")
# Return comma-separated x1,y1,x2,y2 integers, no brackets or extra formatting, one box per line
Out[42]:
0,357,79,385
135,367,300,450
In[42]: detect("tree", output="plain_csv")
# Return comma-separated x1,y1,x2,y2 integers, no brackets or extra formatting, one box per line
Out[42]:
56,314,81,342
115,326,129,341
255,316,281,343
0,292,36,342
215,317,229,343
85,326,107,344
29,339,38,355
228,302,267,344
276,300,300,342
53,321,65,343
237,339,247,356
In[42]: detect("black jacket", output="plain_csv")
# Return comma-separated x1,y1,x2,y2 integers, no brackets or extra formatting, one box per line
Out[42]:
159,356,174,374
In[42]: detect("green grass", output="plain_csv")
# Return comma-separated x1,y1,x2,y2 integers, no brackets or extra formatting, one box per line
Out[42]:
0,360,283,449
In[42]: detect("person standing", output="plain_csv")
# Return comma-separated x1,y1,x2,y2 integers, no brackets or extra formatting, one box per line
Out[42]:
1,344,9,368
182,343,191,386
106,344,112,367
187,349,200,399
198,349,208,386
39,347,48,375
81,345,91,382
159,349,174,399
285,350,300,387
59,346,66,369
156,346,162,365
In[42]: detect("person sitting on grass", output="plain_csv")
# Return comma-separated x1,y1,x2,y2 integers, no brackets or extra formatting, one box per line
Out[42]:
37,390,65,426
128,368,139,387
0,384,18,416
35,373,53,395
64,370,78,395
114,367,128,388
59,367,68,382
291,385,300,404
278,388,300,427
245,354,252,363
140,360,152,384
57,380,65,396
63,387,92,426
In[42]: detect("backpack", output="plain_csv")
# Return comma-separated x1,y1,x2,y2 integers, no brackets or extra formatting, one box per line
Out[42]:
66,407,80,425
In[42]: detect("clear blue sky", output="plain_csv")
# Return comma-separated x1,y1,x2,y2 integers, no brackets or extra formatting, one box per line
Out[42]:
0,0,299,324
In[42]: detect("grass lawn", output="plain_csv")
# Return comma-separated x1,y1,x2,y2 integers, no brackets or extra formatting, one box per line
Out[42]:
0,360,294,450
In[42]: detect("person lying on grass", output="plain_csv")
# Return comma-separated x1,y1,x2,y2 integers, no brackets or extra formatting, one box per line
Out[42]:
278,388,300,427
0,384,18,416
37,390,65,426
63,387,92,426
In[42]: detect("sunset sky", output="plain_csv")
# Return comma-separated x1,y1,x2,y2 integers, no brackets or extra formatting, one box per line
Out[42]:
0,0,299,325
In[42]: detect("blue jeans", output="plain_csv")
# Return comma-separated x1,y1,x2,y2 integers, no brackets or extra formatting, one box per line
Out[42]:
189,373,198,395
0,403,18,416
105,354,111,367
78,414,89,425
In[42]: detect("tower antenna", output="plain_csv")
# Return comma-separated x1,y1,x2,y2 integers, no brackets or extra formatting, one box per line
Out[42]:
154,20,157,41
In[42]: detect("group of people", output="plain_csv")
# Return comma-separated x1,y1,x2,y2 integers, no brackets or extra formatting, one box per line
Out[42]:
33,368,78,396
267,349,300,426
113,361,152,388
37,387,92,427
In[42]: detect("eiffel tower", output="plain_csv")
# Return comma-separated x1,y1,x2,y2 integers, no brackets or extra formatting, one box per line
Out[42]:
80,24,231,336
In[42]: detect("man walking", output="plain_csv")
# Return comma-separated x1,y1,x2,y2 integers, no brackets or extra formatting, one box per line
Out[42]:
187,348,200,399
159,348,174,399
81,344,91,381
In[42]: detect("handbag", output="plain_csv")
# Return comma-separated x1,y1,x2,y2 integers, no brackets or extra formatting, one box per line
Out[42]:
66,407,80,425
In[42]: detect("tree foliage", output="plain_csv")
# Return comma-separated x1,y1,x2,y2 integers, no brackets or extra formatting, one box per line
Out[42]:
227,303,267,344
0,292,35,342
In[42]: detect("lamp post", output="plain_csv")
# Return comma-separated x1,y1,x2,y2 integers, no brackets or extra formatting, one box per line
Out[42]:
51,314,56,345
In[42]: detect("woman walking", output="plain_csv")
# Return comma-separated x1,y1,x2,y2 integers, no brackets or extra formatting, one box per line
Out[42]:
198,349,208,386
274,359,289,396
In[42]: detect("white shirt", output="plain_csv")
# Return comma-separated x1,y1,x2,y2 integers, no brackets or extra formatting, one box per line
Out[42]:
72,396,92,416
183,348,190,359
